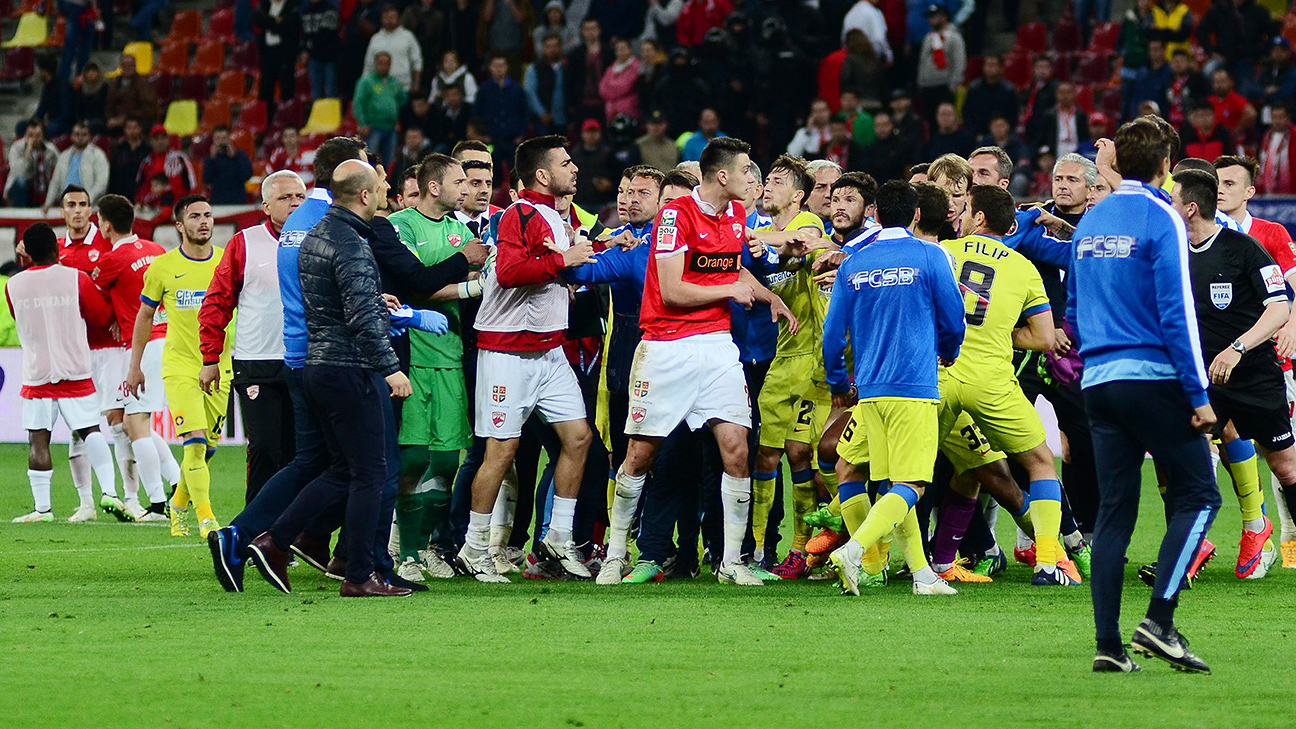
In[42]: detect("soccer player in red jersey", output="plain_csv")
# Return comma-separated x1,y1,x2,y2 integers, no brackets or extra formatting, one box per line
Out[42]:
92,194,180,522
602,137,799,587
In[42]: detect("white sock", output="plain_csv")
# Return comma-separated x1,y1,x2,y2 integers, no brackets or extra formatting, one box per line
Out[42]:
131,437,165,504
912,565,938,585
466,510,491,551
109,423,138,501
607,469,646,560
489,472,516,528
28,469,52,513
1271,473,1296,542
1062,531,1084,550
83,432,118,498
985,543,1001,558
68,454,93,508
720,473,751,566
549,496,577,540
1015,527,1034,551
152,433,181,486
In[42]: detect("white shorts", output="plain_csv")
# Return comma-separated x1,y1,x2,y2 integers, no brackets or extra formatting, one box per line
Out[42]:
474,348,586,439
625,333,752,438
22,394,102,432
91,347,128,414
123,339,166,416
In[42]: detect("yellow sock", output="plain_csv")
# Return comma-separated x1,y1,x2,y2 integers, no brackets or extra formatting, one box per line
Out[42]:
818,459,839,498
861,542,886,574
894,507,928,572
790,469,817,552
827,494,841,518
839,483,872,535
1222,443,1265,522
849,491,911,554
171,471,190,510
751,471,777,553
606,474,616,521
182,439,214,522
1028,479,1063,567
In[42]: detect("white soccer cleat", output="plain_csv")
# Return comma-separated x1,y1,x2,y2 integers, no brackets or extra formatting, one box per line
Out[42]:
135,510,168,523
100,494,131,522
716,561,764,586
456,545,511,583
913,576,958,595
418,549,456,579
396,557,427,582
539,532,592,579
488,546,520,575
124,499,148,522
67,505,98,523
597,556,628,585
828,541,864,596
13,510,54,523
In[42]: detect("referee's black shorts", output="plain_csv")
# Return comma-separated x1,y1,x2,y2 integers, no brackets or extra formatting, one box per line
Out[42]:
1209,381,1294,452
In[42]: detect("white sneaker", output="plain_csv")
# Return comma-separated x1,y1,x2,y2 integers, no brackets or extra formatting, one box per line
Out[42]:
396,557,426,582
913,576,958,595
456,545,510,583
539,532,592,579
13,510,54,523
716,561,763,586
489,546,520,575
124,499,148,521
504,546,527,567
597,556,628,585
829,541,864,596
136,510,168,523
67,505,98,523
418,549,456,579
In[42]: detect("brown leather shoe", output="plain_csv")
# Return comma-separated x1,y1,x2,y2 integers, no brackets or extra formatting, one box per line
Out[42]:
247,532,293,594
339,572,413,597
290,532,331,573
324,557,347,581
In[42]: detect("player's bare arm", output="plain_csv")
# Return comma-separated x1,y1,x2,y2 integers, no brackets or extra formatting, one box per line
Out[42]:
126,301,157,397
1209,299,1289,384
737,267,799,335
1011,311,1057,351
1274,270,1296,357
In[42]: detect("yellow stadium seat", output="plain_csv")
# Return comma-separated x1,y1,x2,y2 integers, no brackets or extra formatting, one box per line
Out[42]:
122,41,153,74
163,99,199,137
299,98,342,135
2,12,47,49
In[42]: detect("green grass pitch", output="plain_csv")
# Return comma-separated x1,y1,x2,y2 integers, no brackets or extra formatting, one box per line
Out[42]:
0,443,1290,727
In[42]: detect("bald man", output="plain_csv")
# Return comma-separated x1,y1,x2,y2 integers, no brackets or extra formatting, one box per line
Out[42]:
248,160,416,598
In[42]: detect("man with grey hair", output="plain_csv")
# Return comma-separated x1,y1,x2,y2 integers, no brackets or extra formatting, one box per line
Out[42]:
199,170,308,502
806,159,843,231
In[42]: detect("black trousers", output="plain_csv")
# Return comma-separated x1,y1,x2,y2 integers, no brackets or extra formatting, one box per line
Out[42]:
259,44,296,105
637,424,705,566
1085,380,1220,642
1020,360,1101,535
270,366,390,584
233,359,296,504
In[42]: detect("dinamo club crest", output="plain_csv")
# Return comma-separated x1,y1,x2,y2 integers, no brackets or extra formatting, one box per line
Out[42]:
492,411,506,428
630,407,646,423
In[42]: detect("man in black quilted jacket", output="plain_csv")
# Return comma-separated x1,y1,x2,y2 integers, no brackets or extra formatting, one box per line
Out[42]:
248,159,415,598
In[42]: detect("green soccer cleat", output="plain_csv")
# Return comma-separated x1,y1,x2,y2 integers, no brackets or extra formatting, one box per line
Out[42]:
1068,543,1093,580
973,551,1007,577
100,494,132,522
860,566,888,588
803,504,845,533
622,560,664,584
746,562,782,581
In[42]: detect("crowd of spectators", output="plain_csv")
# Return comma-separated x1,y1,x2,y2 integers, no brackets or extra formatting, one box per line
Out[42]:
9,0,1296,215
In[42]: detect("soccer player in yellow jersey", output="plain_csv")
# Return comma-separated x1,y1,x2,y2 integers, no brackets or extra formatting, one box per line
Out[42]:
750,155,832,579
128,196,233,539
941,185,1080,586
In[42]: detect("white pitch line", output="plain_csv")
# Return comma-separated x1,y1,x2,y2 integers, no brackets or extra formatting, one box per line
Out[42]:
16,543,205,555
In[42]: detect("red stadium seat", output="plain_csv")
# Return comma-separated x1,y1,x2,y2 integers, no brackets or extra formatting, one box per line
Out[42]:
1051,53,1075,82
964,55,984,84
155,42,188,76
294,65,311,103
271,97,304,130
51,133,71,151
0,46,35,87
207,8,234,42
164,9,202,45
42,16,64,48
1076,51,1113,86
236,99,268,133
191,39,225,76
189,130,212,159
92,134,111,154
1074,83,1095,113
1015,22,1048,54
1089,22,1120,52
200,97,232,130
172,73,208,101
230,128,256,160
213,69,249,103
1001,52,1031,89
229,41,259,75
149,72,174,106
1052,17,1082,53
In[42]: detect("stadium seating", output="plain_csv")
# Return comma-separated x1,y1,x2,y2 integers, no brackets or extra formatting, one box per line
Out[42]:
1001,52,1031,89
42,16,63,48
192,40,225,77
294,66,311,104
163,99,199,136
236,99,269,133
200,97,233,131
230,128,257,160
1052,17,1082,53
300,99,342,134
230,41,259,75
1089,22,1120,53
155,42,189,76
271,97,305,130
149,72,174,106
208,8,234,42
120,41,154,74
2,12,46,48
0,46,34,90
964,55,984,85
213,70,251,104
164,10,202,45
1076,51,1113,86
173,73,208,101
1015,22,1048,55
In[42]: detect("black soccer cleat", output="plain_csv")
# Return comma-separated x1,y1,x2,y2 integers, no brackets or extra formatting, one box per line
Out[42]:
1092,648,1141,673
208,526,244,593
1131,619,1211,674
1138,562,1157,587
